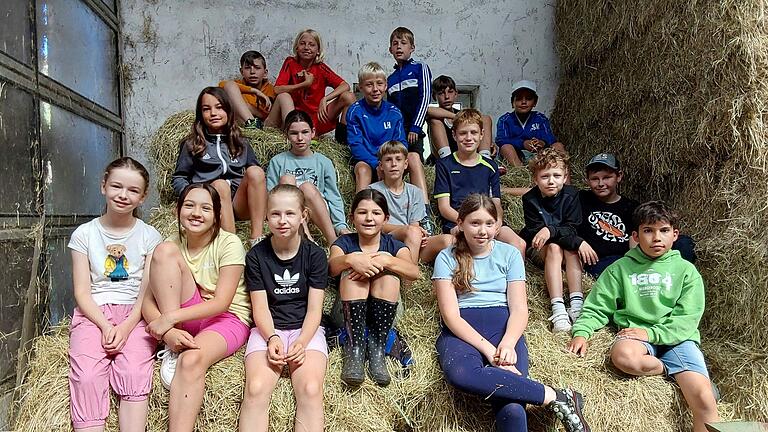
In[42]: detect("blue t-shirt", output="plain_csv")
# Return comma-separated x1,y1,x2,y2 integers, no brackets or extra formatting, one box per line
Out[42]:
433,153,501,232
332,232,408,256
432,241,525,308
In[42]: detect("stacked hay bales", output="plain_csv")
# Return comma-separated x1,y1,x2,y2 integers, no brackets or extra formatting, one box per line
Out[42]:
553,0,768,421
14,118,737,431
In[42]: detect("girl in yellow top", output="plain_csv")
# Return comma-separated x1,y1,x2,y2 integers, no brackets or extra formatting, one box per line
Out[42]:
142,183,252,431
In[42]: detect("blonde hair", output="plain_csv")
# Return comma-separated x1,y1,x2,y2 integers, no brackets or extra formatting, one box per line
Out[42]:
293,29,325,64
358,61,387,84
453,108,484,131
268,184,309,237
377,140,408,160
452,194,498,295
528,147,569,174
390,26,415,46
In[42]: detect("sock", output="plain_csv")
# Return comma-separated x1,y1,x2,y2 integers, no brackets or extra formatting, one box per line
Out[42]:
437,147,451,158
550,297,566,315
569,292,584,311
424,204,432,216
479,149,492,158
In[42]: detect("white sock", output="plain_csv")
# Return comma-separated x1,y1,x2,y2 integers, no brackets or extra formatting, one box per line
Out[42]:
551,297,566,315
569,293,584,312
437,147,451,158
479,149,492,158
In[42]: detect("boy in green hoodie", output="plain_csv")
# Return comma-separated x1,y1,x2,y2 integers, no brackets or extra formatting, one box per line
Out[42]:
567,201,718,432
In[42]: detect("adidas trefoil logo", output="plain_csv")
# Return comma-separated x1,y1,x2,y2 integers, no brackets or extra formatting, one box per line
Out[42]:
275,269,300,288
202,153,212,160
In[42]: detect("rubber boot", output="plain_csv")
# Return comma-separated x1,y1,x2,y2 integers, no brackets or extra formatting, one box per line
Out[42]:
366,297,398,386
341,300,367,386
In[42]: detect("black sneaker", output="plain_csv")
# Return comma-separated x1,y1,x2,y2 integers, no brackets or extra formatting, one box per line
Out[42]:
549,388,590,432
419,216,436,236
243,117,263,130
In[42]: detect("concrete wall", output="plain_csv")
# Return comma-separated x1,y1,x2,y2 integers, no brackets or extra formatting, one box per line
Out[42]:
120,0,559,182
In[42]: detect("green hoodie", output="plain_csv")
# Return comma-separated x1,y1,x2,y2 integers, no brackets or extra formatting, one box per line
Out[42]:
572,247,704,345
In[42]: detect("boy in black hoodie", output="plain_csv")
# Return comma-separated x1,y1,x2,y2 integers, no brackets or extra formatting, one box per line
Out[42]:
520,148,583,333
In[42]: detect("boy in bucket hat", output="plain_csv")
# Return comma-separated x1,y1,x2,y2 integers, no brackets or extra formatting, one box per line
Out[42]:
496,80,566,167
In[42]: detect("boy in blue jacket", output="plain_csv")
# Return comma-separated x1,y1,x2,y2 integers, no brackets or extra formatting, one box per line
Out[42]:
496,80,566,167
347,62,405,192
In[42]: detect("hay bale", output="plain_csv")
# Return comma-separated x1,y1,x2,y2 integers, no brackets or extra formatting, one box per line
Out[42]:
553,0,768,421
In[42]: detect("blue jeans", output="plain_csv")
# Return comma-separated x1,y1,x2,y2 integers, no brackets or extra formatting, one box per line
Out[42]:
436,307,546,432
639,339,710,378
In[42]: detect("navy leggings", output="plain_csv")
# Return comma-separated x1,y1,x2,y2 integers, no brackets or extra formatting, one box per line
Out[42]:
436,307,546,432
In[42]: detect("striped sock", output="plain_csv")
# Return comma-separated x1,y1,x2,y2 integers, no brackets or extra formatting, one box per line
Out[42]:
550,297,566,315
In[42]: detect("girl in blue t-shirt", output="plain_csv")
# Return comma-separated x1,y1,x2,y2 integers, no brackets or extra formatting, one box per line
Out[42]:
329,189,420,386
432,193,591,432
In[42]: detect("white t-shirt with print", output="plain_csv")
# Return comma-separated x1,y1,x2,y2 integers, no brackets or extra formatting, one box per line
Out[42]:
68,218,163,306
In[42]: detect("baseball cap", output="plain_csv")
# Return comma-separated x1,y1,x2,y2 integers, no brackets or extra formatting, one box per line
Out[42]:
586,153,620,171
511,80,537,97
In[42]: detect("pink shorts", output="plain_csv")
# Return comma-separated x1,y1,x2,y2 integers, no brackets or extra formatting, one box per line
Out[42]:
69,304,157,429
245,326,328,358
178,286,249,356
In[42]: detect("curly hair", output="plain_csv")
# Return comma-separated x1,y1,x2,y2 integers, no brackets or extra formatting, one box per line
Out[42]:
527,147,569,174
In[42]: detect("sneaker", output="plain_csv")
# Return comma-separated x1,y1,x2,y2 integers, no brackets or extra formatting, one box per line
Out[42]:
498,165,508,176
157,346,179,390
549,388,590,432
419,216,436,236
248,235,266,248
549,311,572,333
242,118,263,130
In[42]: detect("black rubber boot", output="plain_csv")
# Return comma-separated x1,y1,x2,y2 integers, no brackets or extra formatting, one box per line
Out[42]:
366,297,398,386
341,300,367,386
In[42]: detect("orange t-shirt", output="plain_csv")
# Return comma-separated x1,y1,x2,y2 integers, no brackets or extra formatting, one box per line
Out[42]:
218,78,276,120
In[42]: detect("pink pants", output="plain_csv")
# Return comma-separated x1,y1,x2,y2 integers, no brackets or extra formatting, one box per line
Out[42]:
68,304,157,429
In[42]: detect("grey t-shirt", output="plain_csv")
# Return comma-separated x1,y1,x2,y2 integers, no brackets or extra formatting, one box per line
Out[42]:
369,181,426,226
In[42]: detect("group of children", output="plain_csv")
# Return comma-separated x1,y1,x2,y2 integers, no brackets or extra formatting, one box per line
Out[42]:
65,26,718,432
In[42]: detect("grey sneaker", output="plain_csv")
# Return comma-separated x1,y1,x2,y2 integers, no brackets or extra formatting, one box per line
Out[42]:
243,117,263,130
419,216,436,236
549,388,590,432
549,311,572,333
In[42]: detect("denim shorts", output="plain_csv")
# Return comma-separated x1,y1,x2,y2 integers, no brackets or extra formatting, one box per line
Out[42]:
640,339,710,379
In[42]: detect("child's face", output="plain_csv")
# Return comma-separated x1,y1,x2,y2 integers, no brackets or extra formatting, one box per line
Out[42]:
435,87,458,110
240,60,267,86
380,152,408,183
200,93,228,133
389,36,415,63
633,221,679,258
267,192,306,240
360,75,388,106
458,209,497,253
296,33,319,63
512,89,537,114
453,122,483,154
587,168,622,202
533,165,567,197
287,121,315,155
179,188,216,235
101,167,147,215
352,199,388,237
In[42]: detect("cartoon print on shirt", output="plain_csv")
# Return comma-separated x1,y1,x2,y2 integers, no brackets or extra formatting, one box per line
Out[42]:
104,244,129,281
282,167,319,187
588,211,629,243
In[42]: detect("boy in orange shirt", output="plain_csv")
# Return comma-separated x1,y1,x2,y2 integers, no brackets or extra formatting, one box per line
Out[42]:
220,50,278,130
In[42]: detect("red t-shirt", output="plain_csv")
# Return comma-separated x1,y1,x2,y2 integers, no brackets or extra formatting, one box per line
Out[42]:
275,57,345,117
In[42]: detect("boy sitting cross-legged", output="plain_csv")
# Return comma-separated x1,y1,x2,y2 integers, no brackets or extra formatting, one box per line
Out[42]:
219,50,279,130
433,109,526,257
369,141,453,263
519,148,584,333
567,201,719,432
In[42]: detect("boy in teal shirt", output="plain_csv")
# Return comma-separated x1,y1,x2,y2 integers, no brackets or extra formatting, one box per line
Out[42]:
567,201,718,432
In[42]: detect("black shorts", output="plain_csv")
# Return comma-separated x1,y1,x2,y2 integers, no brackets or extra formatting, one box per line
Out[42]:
406,135,424,161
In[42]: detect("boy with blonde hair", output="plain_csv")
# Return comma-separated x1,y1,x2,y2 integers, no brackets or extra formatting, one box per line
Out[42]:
519,148,584,332
434,109,526,256
369,141,453,263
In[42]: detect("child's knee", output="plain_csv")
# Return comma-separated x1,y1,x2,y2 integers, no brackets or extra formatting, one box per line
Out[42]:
246,165,265,182
298,182,321,199
405,225,423,244
243,376,273,403
211,179,231,198
177,350,206,378
294,378,324,402
279,174,297,185
544,243,563,258
354,162,372,176
340,91,356,105
152,241,181,264
610,343,643,373
407,152,422,166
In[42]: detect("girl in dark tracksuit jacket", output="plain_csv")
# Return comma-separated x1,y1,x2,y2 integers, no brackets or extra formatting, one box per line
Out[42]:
172,86,268,245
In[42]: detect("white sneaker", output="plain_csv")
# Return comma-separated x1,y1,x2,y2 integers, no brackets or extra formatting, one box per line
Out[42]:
549,312,573,333
157,346,179,390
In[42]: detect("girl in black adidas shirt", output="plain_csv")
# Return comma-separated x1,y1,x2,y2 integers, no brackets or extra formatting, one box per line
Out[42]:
329,189,420,387
240,184,328,431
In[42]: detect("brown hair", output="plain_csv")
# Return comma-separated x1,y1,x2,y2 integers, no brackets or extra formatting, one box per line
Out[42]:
453,108,484,132
176,183,221,244
390,26,415,45
528,147,569,174
182,87,246,159
633,200,680,229
102,157,150,218
451,194,498,295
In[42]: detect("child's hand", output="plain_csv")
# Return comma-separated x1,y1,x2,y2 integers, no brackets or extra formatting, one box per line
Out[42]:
578,241,599,266
420,227,429,247
523,139,536,152
370,252,393,269
407,132,419,144
285,342,306,366
494,343,520,374
346,270,369,281
254,90,272,111
531,138,544,151
339,228,352,235
318,97,328,123
532,227,551,249
567,336,589,357
103,320,132,354
347,253,384,278
617,327,648,341
162,328,199,353
147,314,174,340
298,70,315,87
267,336,287,367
